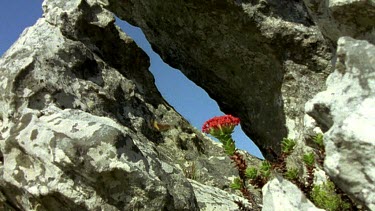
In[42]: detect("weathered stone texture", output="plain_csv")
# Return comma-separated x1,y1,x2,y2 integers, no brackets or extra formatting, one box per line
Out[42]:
0,0,262,210
303,0,375,44
189,179,253,211
306,37,375,210
106,0,334,159
262,177,324,211
1,0,374,210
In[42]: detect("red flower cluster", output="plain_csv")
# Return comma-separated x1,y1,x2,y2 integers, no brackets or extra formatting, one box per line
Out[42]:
202,115,240,134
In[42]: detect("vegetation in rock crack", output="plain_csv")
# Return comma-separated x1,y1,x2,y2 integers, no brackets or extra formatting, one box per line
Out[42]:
230,177,242,190
281,138,296,155
303,152,315,167
259,161,271,179
273,134,359,210
202,115,260,210
201,116,359,211
311,181,351,211
284,167,299,180
313,133,324,149
245,167,258,180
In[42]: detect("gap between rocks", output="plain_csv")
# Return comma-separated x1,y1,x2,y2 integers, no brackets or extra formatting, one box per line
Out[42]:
115,18,264,159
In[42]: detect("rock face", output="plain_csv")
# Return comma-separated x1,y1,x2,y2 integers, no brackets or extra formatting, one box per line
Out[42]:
106,0,334,159
262,177,323,211
1,0,374,210
0,0,260,210
306,37,375,210
189,179,252,211
303,0,375,44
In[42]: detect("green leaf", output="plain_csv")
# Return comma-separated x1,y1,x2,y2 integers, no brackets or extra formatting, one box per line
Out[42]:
223,139,236,156
311,181,351,211
260,161,271,178
245,167,258,179
230,177,241,190
281,138,296,154
284,168,299,180
303,152,315,167
313,133,324,148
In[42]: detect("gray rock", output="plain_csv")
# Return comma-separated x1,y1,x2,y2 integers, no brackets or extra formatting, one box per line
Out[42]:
306,37,375,210
0,2,196,209
262,177,324,211
1,108,194,210
105,0,334,160
4,0,373,209
0,0,262,210
303,0,375,44
189,179,252,211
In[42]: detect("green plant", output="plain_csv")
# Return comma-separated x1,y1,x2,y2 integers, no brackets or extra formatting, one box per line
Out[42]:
260,161,272,179
303,152,315,167
281,138,296,154
284,168,299,180
311,181,351,211
203,115,258,210
202,115,240,156
223,139,236,156
230,177,242,190
245,167,258,179
313,133,324,148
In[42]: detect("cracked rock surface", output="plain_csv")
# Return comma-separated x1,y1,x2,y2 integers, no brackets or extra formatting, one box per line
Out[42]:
1,0,374,210
106,0,334,159
0,0,260,210
306,37,375,210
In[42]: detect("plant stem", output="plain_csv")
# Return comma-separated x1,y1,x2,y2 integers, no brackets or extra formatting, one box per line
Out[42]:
230,151,260,210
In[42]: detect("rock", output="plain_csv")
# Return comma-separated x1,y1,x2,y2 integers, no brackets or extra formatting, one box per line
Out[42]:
0,0,262,210
189,179,252,211
303,0,375,44
306,37,375,210
3,0,373,209
105,0,334,159
1,108,197,210
0,1,196,209
262,177,324,211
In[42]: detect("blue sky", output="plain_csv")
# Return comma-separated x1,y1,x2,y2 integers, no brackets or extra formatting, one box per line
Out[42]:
0,1,263,159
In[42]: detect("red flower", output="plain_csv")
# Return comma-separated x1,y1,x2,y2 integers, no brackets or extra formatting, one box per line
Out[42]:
202,115,240,135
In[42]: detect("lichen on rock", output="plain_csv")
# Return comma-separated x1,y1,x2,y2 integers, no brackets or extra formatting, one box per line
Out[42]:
306,37,375,210
1,0,374,210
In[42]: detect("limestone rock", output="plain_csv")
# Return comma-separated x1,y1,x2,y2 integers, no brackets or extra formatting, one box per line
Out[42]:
306,37,375,210
303,0,375,43
262,177,323,211
105,0,334,159
0,0,262,210
1,108,196,210
189,179,253,211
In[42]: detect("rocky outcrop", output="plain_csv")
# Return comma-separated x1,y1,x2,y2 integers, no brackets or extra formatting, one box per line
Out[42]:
0,0,260,210
1,0,373,210
303,0,375,44
306,37,375,210
189,179,251,211
105,0,334,159
262,177,323,211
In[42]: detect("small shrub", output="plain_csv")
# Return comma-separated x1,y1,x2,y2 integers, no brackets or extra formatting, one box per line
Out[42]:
284,168,299,180
245,167,258,179
281,138,296,154
230,177,242,190
303,152,315,167
311,181,351,211
313,133,324,148
260,161,272,179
